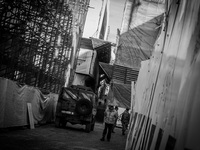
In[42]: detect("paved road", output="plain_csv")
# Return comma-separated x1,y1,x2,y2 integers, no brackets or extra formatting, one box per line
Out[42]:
0,122,127,150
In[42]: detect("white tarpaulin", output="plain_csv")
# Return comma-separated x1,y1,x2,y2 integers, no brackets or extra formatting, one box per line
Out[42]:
0,77,58,128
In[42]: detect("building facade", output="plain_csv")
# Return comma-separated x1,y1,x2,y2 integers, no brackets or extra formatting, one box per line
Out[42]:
96,0,110,41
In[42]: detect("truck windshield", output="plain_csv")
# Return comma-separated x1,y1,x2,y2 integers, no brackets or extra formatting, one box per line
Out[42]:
62,88,94,102
63,88,78,100
78,91,93,101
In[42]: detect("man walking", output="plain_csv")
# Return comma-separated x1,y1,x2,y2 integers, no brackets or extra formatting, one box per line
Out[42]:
112,106,118,133
121,107,130,135
100,103,118,142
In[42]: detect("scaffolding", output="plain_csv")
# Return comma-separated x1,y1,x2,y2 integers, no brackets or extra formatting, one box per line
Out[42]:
0,0,74,93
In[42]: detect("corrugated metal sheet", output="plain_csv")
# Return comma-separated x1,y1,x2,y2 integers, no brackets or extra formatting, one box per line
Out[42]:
112,65,139,84
105,64,139,108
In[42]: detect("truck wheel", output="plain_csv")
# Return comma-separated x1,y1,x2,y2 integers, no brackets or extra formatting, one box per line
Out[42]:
91,123,95,131
91,118,95,131
76,99,92,116
55,117,61,127
61,119,67,128
85,123,91,133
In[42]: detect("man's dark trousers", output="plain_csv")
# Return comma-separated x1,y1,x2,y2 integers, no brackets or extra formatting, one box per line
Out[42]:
102,123,113,141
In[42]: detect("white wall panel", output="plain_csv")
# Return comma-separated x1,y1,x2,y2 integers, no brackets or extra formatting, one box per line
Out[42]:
126,0,200,150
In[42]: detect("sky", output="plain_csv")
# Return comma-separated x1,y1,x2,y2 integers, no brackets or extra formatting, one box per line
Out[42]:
83,0,126,43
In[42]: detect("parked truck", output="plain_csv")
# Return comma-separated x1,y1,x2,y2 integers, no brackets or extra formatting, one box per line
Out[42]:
55,50,99,132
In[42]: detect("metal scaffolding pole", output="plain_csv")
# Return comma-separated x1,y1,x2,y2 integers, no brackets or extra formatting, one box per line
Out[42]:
0,0,73,93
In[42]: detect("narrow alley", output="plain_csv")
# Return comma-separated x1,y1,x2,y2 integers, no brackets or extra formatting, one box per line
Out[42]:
0,0,200,150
